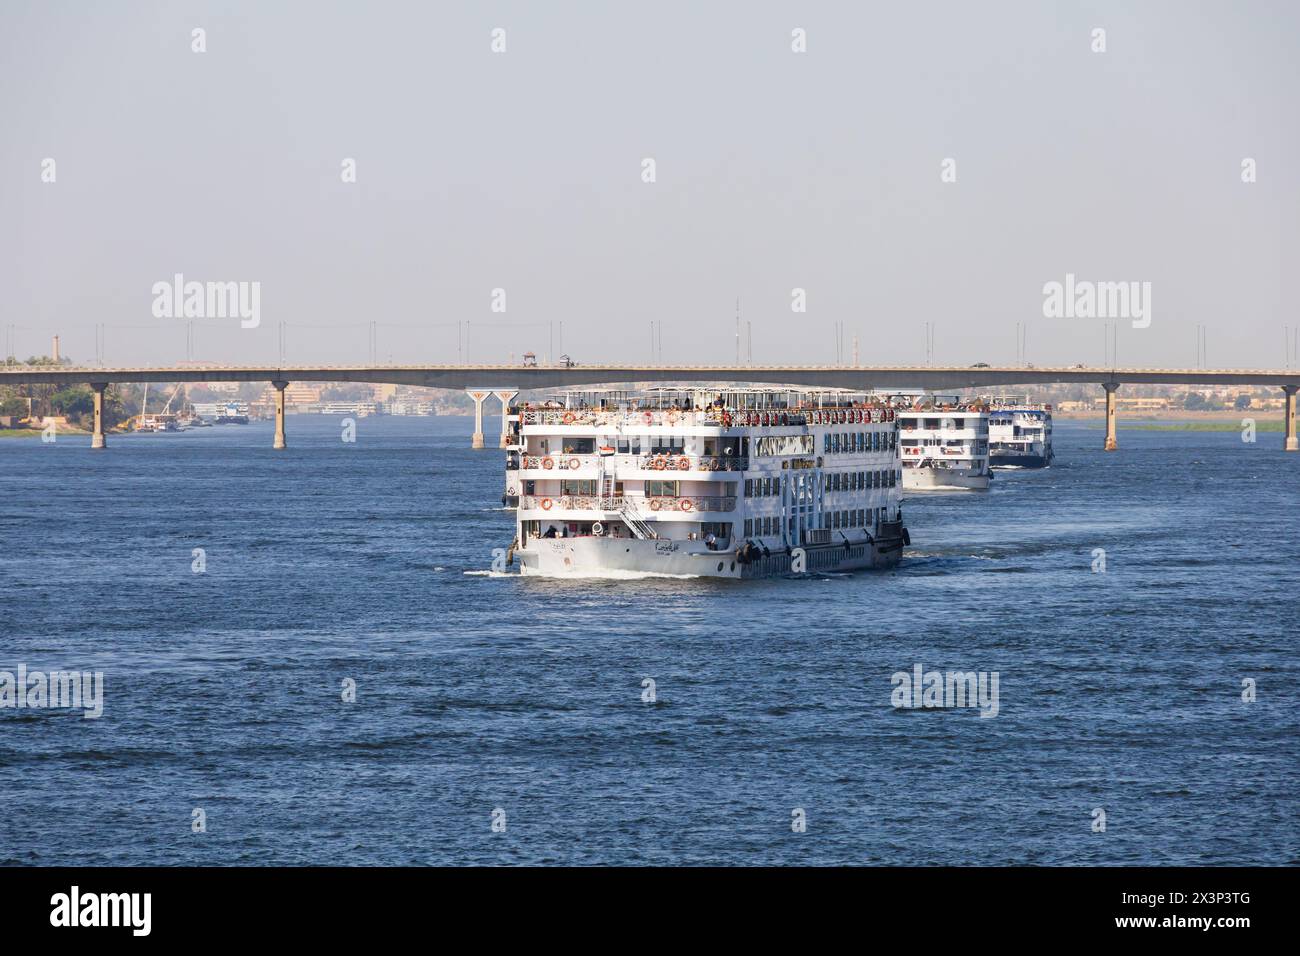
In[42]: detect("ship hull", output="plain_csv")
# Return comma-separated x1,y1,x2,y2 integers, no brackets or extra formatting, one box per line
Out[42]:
990,451,1051,468
515,522,908,579
903,468,990,491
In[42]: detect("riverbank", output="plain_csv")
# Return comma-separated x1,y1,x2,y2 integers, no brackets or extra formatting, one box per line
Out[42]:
1055,408,1283,421
0,424,93,438
1088,420,1283,432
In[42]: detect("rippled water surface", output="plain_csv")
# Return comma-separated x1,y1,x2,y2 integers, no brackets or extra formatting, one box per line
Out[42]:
1,416,1296,865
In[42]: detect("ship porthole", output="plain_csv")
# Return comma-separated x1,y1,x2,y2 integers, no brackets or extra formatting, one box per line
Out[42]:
730,562,736,572
717,562,724,572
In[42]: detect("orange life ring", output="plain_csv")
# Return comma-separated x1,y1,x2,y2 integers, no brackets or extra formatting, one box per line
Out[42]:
643,411,653,424
542,457,554,470
653,458,666,470
540,498,553,510
679,499,694,512
563,412,576,424
650,499,663,511
677,457,690,470
568,457,580,470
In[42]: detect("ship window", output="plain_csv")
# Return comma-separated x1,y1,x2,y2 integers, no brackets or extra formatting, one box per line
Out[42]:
857,433,865,452
744,479,752,497
561,480,596,495
646,480,679,497
744,518,753,537
823,434,830,453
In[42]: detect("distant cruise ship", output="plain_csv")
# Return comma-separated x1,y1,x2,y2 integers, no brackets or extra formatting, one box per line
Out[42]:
898,405,992,491
988,403,1054,467
501,388,910,577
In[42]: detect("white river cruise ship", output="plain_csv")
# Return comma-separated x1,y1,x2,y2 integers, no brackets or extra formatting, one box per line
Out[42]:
501,388,910,578
988,403,1054,468
898,404,992,491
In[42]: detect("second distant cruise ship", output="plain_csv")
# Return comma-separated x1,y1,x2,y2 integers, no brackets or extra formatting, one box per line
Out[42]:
988,403,1054,467
501,388,910,578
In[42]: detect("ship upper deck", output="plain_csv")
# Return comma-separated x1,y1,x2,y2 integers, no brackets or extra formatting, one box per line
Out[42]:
516,386,903,430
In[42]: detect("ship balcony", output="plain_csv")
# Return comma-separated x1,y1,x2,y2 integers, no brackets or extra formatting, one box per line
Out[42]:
520,409,733,428
518,453,603,476
516,453,749,477
632,454,747,474
519,494,737,515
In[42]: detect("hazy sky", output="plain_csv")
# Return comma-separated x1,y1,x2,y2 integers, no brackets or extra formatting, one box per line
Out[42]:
4,1,1298,370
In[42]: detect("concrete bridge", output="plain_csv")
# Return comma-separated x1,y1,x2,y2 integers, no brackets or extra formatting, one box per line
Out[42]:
2,363,1297,452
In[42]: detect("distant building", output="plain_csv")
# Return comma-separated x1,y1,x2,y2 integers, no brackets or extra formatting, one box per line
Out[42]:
284,383,322,406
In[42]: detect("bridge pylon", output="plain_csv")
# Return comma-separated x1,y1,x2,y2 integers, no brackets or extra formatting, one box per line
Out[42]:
1103,383,1119,451
494,390,519,448
1285,385,1298,452
466,390,491,449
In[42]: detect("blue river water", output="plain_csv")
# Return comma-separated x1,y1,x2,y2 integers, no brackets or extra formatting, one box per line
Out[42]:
1,415,1296,865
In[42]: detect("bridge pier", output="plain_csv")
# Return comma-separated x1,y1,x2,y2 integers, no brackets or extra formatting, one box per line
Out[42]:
1103,383,1119,451
494,390,518,448
90,382,107,450
466,390,489,449
1285,385,1298,452
272,380,288,450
